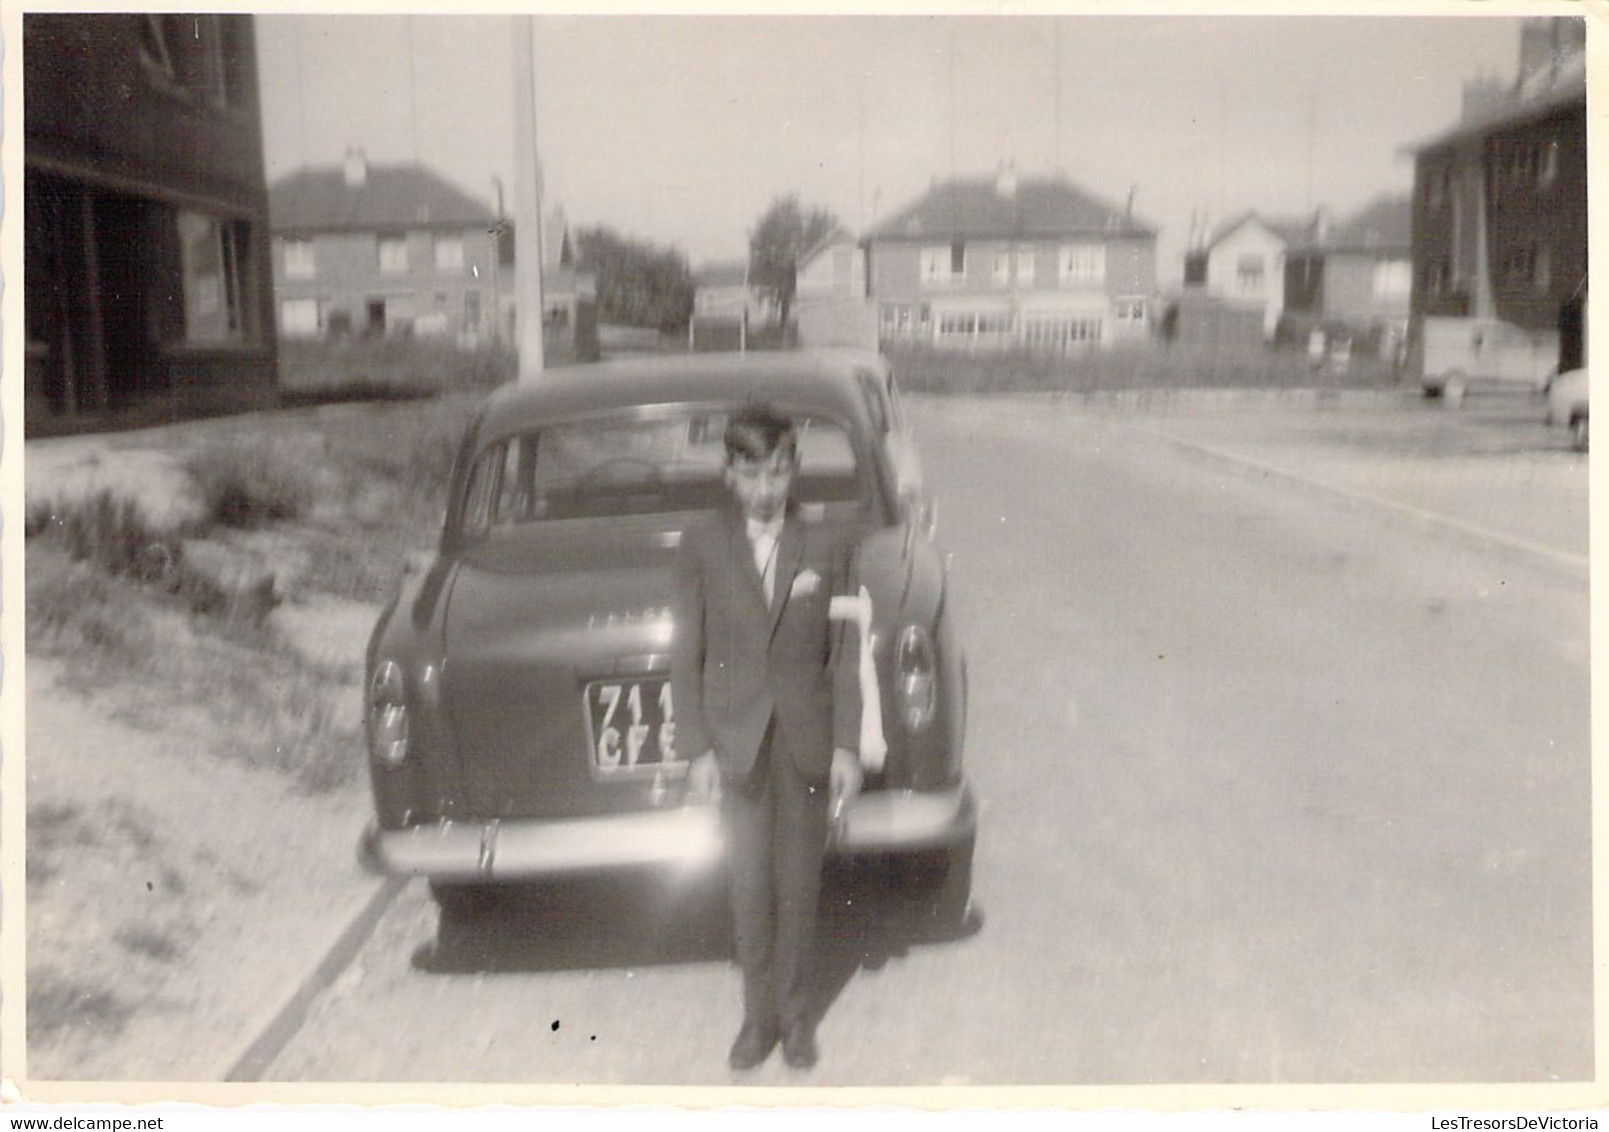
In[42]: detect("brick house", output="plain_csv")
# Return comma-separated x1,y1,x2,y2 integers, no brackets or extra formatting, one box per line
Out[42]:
24,14,279,433
269,152,504,343
1406,17,1587,372
1283,195,1413,350
865,167,1157,352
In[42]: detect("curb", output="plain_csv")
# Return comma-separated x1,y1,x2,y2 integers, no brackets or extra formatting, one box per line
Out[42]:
221,875,408,1082
1138,425,1589,582
991,387,1418,413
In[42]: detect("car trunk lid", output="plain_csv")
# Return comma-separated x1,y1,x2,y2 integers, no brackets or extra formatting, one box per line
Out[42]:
442,517,691,819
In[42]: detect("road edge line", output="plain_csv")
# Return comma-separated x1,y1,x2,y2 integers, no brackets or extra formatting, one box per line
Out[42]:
1137,426,1590,581
221,875,408,1082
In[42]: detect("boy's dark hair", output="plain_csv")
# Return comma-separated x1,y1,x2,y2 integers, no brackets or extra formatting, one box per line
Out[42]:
724,403,798,464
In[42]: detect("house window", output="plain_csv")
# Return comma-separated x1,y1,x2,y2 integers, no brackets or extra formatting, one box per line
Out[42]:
1500,243,1551,291
176,210,251,343
1114,298,1147,323
1235,254,1265,294
1539,140,1559,188
920,245,963,288
1371,260,1411,303
1424,166,1451,211
880,304,915,338
379,235,409,274
993,252,1010,288
1059,244,1104,285
1024,315,1103,351
280,298,323,337
434,235,464,272
284,239,315,280
1424,257,1453,296
1017,250,1036,286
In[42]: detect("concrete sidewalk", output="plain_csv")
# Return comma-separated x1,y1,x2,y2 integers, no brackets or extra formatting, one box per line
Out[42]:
927,394,1588,567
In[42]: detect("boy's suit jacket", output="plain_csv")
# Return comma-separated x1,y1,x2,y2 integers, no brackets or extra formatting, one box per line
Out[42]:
671,501,861,785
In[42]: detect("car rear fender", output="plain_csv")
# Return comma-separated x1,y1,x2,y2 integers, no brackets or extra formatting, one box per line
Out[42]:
365,556,466,828
852,525,966,791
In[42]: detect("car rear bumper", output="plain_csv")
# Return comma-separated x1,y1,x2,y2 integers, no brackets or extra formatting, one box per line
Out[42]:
359,783,977,881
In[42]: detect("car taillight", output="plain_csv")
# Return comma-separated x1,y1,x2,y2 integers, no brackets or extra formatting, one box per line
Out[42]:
368,660,410,767
893,624,937,733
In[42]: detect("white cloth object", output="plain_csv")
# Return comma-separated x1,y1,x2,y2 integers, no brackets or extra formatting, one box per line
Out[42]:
828,586,887,773
745,517,782,603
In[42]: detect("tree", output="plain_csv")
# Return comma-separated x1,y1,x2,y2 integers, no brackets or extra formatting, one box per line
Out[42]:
573,226,695,335
747,195,840,328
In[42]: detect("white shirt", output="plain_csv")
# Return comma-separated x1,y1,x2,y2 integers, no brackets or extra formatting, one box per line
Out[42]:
745,517,783,602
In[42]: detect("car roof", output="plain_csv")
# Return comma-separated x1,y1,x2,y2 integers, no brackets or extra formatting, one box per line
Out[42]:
470,350,888,441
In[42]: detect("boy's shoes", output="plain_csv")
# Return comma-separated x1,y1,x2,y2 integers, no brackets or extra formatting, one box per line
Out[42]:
728,1017,780,1071
781,1020,819,1070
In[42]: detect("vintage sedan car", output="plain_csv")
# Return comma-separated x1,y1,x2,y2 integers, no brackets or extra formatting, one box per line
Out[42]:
360,350,977,926
1545,367,1589,452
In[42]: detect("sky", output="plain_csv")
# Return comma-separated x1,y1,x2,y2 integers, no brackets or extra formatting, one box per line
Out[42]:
254,10,1541,283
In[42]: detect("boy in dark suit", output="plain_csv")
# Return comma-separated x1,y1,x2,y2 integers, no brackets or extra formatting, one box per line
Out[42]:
670,402,863,1071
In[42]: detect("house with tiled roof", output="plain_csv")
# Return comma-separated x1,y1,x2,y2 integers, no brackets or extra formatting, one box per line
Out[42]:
1283,194,1413,342
269,150,504,341
1197,210,1328,339
1404,16,1587,382
864,165,1157,351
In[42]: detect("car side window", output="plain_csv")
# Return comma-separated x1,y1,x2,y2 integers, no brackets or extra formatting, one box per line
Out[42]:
885,368,908,432
857,370,890,435
460,441,504,537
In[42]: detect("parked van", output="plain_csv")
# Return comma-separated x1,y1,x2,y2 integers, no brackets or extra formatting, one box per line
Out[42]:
1420,316,1558,405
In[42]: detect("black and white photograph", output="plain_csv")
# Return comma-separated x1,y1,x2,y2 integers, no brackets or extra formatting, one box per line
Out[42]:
6,0,1597,1105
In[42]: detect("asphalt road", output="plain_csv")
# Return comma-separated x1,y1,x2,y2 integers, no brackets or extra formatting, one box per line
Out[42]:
266,396,1591,1087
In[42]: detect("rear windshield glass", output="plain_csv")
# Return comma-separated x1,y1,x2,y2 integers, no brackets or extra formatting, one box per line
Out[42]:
459,407,863,536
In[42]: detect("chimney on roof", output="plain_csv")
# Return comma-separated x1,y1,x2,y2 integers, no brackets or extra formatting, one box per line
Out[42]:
1313,204,1331,245
995,160,1018,200
1125,185,1137,225
344,147,368,189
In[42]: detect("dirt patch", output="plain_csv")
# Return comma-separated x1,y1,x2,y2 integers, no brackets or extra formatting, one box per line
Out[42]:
23,401,458,1081
25,657,381,1081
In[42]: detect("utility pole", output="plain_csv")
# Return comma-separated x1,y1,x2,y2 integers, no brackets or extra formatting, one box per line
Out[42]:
512,16,546,381
491,176,504,345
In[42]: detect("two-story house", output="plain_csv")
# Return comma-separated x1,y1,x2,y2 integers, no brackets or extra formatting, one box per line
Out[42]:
1406,17,1587,376
269,151,505,343
864,167,1157,352
1283,194,1413,347
24,14,279,433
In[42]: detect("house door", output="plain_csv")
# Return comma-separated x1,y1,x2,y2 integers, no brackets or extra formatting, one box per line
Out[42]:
1559,292,1586,372
366,299,387,336
93,192,169,409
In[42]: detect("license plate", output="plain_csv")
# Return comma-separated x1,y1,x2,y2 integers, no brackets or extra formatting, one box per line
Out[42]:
583,678,681,775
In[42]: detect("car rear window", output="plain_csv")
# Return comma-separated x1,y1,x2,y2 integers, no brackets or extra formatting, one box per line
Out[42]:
459,407,863,535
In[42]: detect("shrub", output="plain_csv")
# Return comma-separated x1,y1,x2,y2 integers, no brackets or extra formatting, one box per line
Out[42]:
278,338,516,400
44,491,181,584
187,443,317,529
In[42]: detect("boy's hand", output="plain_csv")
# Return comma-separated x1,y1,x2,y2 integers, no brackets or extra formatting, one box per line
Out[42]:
686,750,721,803
828,747,863,820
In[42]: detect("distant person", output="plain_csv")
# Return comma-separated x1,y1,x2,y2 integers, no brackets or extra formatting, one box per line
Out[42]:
670,403,863,1072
